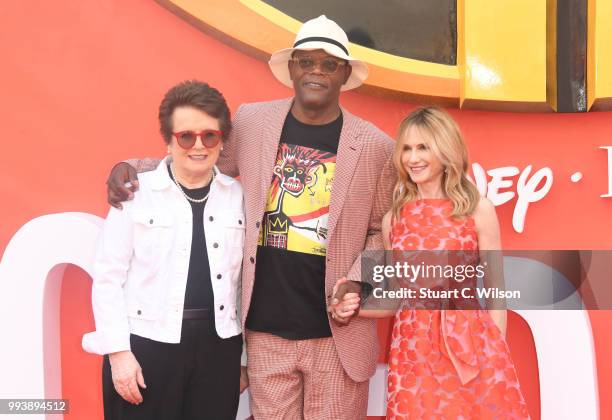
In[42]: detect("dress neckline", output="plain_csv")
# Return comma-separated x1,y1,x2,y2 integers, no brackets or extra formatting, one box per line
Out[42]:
414,198,450,203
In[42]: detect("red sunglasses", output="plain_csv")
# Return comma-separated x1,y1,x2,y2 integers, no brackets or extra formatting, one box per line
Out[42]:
173,130,223,149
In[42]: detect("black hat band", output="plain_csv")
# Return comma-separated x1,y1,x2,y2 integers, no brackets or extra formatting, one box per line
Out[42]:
293,37,349,56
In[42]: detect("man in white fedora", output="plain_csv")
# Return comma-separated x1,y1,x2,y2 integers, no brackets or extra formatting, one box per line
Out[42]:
106,15,395,419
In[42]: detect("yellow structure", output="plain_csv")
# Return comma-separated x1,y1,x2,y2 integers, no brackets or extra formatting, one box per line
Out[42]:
458,0,549,111
587,0,612,110
158,0,606,112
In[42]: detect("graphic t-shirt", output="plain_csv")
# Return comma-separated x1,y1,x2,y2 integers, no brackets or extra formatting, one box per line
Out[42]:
245,111,341,339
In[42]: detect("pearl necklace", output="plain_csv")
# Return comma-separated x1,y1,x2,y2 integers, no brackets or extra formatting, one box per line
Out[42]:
169,164,214,204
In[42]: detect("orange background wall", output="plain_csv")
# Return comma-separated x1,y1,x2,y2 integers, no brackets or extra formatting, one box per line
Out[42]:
1,2,611,419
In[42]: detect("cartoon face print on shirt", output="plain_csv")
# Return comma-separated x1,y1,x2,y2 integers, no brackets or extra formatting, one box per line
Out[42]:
258,143,336,256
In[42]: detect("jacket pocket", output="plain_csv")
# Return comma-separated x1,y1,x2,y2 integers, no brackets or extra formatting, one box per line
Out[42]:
131,210,174,228
131,210,175,257
221,212,246,269
126,300,161,321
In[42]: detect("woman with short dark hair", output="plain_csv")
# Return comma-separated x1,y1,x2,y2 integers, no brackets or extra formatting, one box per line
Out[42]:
83,80,245,419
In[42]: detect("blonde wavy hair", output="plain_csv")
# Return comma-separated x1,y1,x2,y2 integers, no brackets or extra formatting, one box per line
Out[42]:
392,107,480,220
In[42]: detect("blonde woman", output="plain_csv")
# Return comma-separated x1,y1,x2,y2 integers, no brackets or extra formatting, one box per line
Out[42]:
330,107,529,418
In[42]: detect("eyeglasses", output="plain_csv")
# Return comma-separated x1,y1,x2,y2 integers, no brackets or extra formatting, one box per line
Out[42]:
289,57,348,74
172,130,223,149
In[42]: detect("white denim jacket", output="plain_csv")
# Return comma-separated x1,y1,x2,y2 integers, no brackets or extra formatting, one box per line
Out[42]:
82,157,245,355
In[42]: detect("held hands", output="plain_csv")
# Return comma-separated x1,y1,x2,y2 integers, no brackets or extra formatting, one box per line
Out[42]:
107,162,138,209
327,277,361,326
108,350,146,404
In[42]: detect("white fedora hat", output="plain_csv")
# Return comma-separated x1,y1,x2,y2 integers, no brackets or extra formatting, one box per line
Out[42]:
268,15,369,91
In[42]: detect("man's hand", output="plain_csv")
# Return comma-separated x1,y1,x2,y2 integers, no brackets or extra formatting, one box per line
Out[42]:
107,162,138,209
108,350,146,404
328,277,361,326
240,366,249,393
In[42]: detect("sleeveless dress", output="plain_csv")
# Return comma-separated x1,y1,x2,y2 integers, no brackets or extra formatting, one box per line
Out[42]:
386,199,530,419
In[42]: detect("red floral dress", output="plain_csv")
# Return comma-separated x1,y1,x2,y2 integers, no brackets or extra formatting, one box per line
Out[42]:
386,199,530,419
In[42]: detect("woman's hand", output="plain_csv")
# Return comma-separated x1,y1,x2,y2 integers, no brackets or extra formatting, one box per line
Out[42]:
108,350,146,404
240,366,249,393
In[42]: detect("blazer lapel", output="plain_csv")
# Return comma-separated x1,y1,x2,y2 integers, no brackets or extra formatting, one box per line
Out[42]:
327,108,363,240
259,98,293,200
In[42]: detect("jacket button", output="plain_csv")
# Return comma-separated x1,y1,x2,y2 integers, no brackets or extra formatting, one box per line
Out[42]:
217,274,222,279
256,222,260,228
238,219,242,225
209,216,214,222
213,243,219,248
220,305,224,310
250,257,255,264
149,219,153,225
137,310,142,315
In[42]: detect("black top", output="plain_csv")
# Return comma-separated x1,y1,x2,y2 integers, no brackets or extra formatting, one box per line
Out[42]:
167,165,213,310
246,111,342,339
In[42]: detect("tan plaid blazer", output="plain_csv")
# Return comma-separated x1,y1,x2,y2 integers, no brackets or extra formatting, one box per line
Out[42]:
218,98,396,382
